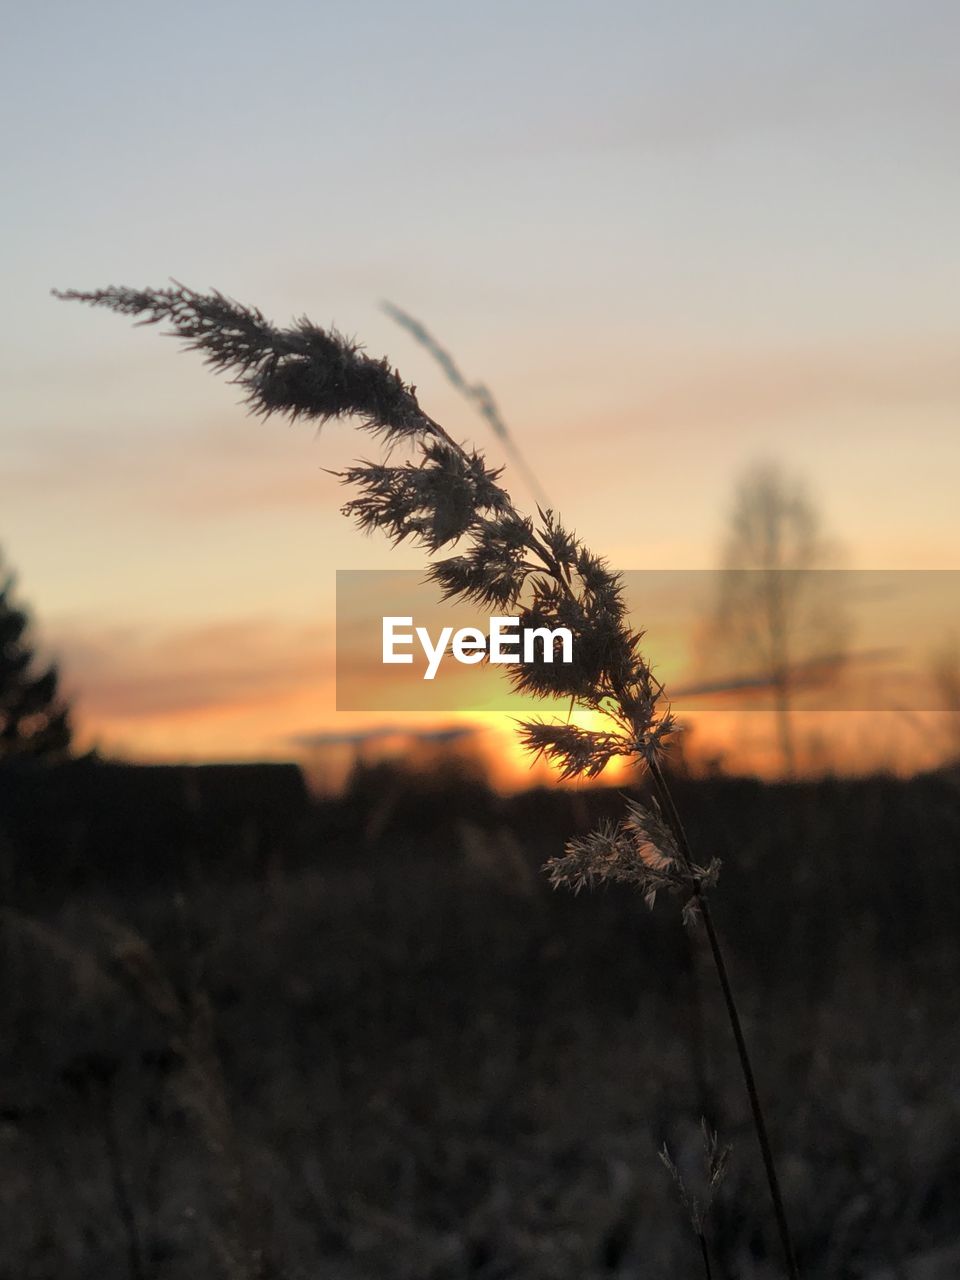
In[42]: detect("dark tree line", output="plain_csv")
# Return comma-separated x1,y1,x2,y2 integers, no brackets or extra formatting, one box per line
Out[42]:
0,547,72,761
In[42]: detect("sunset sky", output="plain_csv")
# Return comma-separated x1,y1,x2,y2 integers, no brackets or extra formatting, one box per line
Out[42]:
3,1,959,783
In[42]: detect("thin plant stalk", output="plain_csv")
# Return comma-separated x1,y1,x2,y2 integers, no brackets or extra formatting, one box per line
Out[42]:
61,1055,146,1280
100,1083,147,1280
649,758,799,1280
382,301,551,509
699,1232,714,1280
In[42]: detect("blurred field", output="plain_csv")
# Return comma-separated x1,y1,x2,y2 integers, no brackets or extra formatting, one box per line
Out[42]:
2,758,960,1279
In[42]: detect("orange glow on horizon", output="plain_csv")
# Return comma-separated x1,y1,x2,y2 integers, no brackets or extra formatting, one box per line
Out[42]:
68,688,960,794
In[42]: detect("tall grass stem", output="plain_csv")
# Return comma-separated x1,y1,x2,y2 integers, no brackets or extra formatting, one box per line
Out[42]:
649,757,799,1280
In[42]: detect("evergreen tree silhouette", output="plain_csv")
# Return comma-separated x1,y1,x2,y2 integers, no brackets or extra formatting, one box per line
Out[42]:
0,549,72,761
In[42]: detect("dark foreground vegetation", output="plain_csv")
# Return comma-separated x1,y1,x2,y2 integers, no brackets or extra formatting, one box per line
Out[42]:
2,756,960,1279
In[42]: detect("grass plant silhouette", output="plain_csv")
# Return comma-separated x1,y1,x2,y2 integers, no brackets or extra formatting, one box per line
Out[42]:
57,282,801,1278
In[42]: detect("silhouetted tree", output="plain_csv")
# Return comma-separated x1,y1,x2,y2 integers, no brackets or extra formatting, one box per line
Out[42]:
708,462,847,777
0,549,72,761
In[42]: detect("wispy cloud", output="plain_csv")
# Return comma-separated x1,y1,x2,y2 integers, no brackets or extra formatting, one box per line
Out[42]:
598,338,960,437
0,416,340,517
291,723,480,749
48,616,333,721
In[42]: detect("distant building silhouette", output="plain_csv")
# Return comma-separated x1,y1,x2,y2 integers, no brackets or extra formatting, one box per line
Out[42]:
0,759,309,900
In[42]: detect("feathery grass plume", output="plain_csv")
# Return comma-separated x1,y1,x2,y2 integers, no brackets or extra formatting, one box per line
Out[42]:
56,282,801,1279
546,797,720,918
54,284,674,773
660,1121,732,1280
